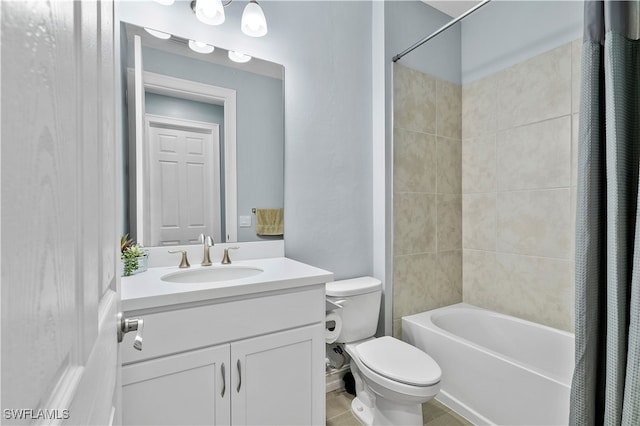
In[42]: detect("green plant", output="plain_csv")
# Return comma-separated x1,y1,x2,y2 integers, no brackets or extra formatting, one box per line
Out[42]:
121,235,147,276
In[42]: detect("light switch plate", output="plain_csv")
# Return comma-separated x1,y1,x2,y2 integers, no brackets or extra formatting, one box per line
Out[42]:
239,215,252,227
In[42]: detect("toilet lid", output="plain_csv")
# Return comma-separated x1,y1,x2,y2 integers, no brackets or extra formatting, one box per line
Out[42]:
357,336,441,386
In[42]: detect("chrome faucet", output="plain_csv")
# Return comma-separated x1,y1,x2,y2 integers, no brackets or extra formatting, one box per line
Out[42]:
199,233,214,266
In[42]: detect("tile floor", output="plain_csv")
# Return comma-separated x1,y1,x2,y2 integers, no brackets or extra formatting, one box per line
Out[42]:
326,389,472,426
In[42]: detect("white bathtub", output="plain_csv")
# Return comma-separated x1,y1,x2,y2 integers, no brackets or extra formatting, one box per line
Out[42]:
402,303,574,425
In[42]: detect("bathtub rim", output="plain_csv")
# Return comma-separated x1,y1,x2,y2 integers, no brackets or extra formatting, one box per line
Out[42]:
401,303,575,388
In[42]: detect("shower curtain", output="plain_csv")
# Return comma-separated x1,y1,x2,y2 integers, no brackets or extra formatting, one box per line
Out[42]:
570,1,640,425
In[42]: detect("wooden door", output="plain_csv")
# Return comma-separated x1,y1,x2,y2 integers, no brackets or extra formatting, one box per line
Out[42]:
231,325,325,425
146,115,221,246
1,1,121,424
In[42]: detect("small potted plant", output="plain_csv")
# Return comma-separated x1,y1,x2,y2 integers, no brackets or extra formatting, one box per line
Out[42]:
121,234,149,276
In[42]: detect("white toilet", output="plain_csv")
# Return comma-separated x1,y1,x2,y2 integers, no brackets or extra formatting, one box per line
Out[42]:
326,277,441,426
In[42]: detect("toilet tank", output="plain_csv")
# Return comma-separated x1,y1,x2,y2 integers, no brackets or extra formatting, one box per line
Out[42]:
326,277,382,343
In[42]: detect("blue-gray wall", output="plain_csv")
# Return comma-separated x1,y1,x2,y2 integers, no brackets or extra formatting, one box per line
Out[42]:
385,1,461,84
145,93,224,125
118,1,373,278
461,1,583,83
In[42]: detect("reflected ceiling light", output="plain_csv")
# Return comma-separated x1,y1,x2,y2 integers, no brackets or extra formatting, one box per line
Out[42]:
153,0,175,5
189,40,215,54
228,51,252,63
144,28,171,39
188,0,268,37
241,1,267,37
191,0,225,26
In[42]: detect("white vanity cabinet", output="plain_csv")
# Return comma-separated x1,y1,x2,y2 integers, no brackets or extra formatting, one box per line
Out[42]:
123,344,230,425
121,284,326,425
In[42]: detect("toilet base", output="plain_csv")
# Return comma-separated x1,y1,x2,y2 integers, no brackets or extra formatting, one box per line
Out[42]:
351,397,373,425
372,396,423,425
351,395,424,426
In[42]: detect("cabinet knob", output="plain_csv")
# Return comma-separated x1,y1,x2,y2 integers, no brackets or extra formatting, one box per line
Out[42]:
117,312,144,351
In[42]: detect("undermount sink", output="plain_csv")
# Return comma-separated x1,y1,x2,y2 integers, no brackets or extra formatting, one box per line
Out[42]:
161,266,264,284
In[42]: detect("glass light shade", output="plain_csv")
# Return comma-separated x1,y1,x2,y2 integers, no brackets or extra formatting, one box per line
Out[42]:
194,0,225,26
228,51,252,63
241,1,267,37
144,28,171,39
153,0,175,5
188,40,215,54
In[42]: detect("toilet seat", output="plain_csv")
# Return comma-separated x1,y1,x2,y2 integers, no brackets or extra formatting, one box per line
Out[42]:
357,336,441,386
345,337,441,402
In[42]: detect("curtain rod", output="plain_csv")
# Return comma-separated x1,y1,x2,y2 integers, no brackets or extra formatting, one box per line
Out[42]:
392,0,493,63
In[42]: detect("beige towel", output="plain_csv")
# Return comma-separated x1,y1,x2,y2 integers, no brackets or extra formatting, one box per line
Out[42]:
256,208,284,236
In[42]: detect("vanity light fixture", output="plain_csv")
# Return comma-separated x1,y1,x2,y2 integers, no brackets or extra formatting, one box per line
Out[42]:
241,1,268,37
188,40,215,54
228,50,252,63
189,0,268,38
144,28,171,39
191,0,226,26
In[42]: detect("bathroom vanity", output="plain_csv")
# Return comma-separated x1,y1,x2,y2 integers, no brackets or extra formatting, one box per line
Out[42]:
120,257,332,425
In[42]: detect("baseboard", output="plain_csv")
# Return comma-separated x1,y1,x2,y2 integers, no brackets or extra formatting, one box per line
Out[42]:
326,365,350,393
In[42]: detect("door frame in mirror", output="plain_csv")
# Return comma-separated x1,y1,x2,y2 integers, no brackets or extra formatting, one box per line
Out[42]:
127,70,238,244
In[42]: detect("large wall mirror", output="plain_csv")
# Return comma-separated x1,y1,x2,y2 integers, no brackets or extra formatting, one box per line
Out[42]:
121,23,284,247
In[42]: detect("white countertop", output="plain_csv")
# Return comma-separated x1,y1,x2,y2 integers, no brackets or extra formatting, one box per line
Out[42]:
122,257,334,312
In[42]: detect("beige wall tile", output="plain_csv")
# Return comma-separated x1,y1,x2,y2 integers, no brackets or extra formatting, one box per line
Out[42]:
497,116,571,191
394,128,436,193
571,186,577,260
572,113,579,187
437,137,462,194
437,79,462,139
572,38,582,114
462,249,496,306
462,134,496,194
393,63,436,134
497,189,571,259
462,74,497,139
437,194,462,251
393,252,437,319
436,250,463,305
497,43,571,130
394,192,437,256
494,253,574,331
462,193,496,250
393,319,402,339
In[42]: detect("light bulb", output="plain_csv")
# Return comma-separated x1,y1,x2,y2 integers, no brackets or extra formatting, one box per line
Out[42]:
188,40,215,54
144,28,171,39
194,0,225,26
241,1,267,37
228,51,252,63
153,0,175,5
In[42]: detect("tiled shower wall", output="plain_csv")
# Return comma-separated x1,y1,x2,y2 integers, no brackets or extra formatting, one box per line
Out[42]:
392,40,580,334
461,40,581,332
392,63,463,338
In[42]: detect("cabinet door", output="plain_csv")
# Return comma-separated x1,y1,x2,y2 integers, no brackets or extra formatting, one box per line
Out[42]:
122,344,231,425
231,324,325,425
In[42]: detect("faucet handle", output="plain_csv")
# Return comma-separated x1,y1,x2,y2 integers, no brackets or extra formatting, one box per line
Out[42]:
206,235,214,247
221,246,240,265
168,250,190,268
